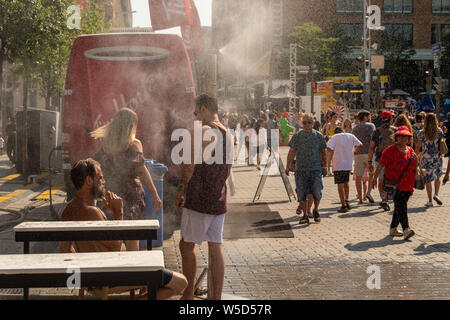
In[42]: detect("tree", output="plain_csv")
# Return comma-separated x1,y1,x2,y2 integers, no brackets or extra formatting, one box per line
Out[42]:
0,0,50,127
288,22,339,79
441,32,450,94
376,32,419,93
34,0,110,110
274,22,354,81
324,23,356,76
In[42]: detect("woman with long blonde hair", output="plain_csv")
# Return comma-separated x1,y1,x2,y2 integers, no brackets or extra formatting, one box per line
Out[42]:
416,113,444,207
343,118,353,133
91,108,162,250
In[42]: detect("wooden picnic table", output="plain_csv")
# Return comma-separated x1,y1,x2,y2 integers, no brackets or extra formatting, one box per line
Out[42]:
0,251,164,300
14,220,160,253
13,220,160,299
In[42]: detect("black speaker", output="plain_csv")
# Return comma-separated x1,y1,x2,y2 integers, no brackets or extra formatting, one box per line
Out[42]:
15,109,58,175
16,110,41,174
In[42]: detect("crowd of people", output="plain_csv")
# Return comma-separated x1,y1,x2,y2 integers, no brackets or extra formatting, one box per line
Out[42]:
220,106,450,242
285,109,450,242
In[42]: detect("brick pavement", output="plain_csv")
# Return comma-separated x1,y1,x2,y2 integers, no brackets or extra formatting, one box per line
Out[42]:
1,148,450,299
162,146,450,299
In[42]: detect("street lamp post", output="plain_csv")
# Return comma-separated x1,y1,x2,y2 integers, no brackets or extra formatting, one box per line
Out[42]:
364,1,385,111
363,0,371,110
310,40,315,115
289,44,297,126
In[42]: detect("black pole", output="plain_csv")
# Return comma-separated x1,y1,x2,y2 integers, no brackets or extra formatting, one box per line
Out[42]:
49,146,61,220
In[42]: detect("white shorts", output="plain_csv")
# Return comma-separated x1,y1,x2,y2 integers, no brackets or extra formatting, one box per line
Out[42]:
181,208,226,245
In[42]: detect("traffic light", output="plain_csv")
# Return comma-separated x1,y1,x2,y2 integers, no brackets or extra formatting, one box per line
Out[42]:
425,71,432,93
312,82,317,93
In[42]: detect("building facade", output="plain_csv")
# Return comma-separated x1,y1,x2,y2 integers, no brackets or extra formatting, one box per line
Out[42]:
213,0,450,65
283,0,449,60
212,0,450,101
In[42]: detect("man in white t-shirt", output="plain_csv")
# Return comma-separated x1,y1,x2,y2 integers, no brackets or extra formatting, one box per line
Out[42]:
327,127,362,213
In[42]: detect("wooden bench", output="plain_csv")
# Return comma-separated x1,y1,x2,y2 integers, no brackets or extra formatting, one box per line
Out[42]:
0,251,164,300
14,220,160,253
13,220,160,299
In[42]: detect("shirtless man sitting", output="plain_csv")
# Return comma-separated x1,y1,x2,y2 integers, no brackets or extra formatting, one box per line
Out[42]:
60,158,187,300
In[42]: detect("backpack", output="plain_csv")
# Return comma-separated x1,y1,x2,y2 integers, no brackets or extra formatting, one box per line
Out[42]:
378,126,395,153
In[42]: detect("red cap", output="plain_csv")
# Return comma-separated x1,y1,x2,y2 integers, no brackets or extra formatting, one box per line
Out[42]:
395,125,413,137
381,111,394,119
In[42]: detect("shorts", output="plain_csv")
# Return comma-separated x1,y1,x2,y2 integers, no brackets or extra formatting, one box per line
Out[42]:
161,269,173,288
374,161,385,179
295,170,323,202
354,154,369,177
334,171,350,184
181,208,225,245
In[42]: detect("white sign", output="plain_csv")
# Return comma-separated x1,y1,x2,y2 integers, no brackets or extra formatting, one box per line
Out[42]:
367,5,385,31
434,55,440,69
371,55,385,70
162,0,187,22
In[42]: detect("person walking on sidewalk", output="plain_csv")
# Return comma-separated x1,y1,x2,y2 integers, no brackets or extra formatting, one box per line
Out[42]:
322,112,339,176
5,117,16,164
373,126,417,240
286,113,327,224
412,112,426,151
367,110,396,211
175,94,232,300
237,115,251,163
416,113,445,207
266,112,280,153
0,135,4,156
352,110,376,205
327,127,362,213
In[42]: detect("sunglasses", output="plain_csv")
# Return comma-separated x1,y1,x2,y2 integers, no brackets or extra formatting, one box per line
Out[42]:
302,121,313,125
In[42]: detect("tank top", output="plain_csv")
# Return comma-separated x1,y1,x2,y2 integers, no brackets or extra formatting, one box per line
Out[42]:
184,122,232,215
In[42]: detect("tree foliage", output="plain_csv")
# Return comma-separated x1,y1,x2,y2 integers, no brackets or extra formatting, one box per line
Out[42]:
274,22,355,80
442,32,450,94
34,0,110,109
376,32,419,92
0,0,110,112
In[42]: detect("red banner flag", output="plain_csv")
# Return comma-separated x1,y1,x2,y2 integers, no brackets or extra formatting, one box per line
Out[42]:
74,0,86,10
149,0,193,31
181,0,202,57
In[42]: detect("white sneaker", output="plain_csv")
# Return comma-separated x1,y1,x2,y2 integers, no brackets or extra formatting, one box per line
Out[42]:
425,202,434,207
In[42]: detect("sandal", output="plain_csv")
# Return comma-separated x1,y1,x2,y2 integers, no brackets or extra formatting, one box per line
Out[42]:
296,206,302,215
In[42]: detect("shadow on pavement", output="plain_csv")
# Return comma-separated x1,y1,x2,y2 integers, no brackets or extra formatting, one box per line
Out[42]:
256,200,291,205
344,236,406,251
414,242,450,255
406,206,429,214
337,208,383,219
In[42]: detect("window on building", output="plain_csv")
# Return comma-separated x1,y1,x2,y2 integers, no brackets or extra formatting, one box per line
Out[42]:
384,0,413,13
431,24,450,44
432,0,450,13
335,0,364,13
340,23,364,40
384,24,413,45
